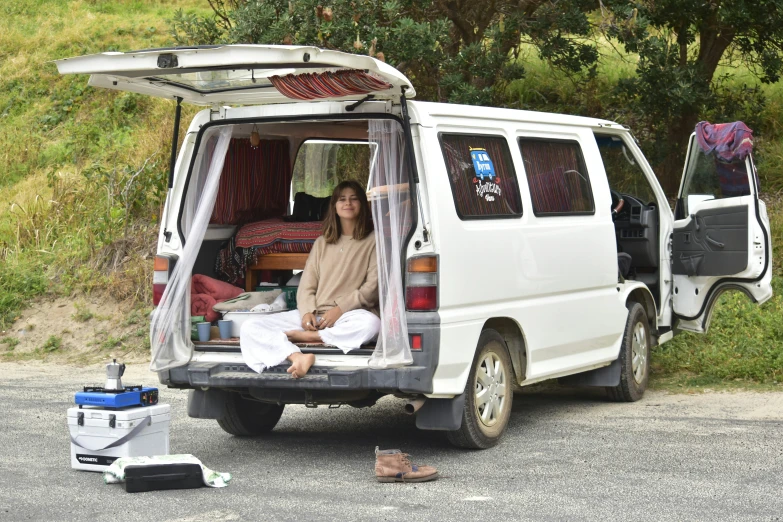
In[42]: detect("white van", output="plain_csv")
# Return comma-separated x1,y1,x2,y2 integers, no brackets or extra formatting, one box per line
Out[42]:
57,46,773,449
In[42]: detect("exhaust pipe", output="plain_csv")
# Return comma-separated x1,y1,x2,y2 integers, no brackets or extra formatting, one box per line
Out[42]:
404,398,426,415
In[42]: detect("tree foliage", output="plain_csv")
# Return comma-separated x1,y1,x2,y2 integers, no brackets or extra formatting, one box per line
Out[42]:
168,1,783,193
170,0,597,106
601,0,783,191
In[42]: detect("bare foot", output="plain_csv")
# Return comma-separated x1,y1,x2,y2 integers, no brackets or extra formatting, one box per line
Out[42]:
286,353,316,379
285,330,322,344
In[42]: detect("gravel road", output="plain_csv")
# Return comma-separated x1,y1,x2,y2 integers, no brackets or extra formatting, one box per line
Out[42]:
0,361,781,522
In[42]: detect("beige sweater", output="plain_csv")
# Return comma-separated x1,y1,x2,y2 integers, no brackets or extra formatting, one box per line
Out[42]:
296,232,379,317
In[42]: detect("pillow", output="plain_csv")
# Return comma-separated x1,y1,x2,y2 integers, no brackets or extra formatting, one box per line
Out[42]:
285,192,331,222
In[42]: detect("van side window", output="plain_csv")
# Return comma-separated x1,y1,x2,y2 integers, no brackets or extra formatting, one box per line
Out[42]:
439,134,523,219
517,138,595,216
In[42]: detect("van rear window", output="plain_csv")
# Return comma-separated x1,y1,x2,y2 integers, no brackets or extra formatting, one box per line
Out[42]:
439,134,522,220
517,138,595,216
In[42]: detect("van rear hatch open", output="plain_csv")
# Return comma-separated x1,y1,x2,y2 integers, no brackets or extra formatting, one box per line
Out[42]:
54,45,416,105
56,45,428,385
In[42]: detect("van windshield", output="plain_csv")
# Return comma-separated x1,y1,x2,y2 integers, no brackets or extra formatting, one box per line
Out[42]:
595,134,657,205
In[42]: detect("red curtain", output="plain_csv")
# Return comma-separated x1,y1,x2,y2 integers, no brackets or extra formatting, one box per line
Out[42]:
210,139,292,225
270,70,392,100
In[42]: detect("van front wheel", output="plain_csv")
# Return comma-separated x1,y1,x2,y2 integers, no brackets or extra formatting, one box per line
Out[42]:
607,302,650,402
217,393,285,436
447,329,514,449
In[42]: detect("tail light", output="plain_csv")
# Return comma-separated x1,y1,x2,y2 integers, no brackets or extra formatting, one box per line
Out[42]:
406,255,438,311
153,255,176,306
409,334,423,350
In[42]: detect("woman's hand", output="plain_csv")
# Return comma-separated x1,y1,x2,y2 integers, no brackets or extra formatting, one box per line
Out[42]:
301,312,318,331
317,306,343,329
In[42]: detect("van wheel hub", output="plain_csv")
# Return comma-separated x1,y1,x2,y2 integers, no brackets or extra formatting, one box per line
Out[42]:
475,353,507,427
632,322,648,384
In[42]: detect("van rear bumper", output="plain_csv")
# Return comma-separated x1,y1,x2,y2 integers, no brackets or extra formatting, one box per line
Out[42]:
158,360,433,394
159,313,441,397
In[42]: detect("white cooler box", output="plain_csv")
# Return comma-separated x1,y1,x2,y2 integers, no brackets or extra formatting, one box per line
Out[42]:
67,404,171,472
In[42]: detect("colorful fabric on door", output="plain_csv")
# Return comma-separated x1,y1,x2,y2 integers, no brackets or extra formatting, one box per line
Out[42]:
209,139,291,225
270,70,392,100
695,121,754,163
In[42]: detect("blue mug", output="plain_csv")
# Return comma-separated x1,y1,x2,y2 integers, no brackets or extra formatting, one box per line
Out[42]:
197,322,211,342
218,320,233,339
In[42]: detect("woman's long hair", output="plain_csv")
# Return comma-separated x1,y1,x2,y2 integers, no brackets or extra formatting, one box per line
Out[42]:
322,180,373,244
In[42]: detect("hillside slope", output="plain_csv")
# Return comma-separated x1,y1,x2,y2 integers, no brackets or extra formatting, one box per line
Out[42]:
0,0,206,327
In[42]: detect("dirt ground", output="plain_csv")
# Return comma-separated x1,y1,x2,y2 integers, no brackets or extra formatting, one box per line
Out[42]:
0,296,150,364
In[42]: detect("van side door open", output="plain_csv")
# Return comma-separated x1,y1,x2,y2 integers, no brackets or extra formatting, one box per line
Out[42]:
671,133,773,332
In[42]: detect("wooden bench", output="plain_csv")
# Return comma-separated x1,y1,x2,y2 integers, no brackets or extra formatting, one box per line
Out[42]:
245,252,309,291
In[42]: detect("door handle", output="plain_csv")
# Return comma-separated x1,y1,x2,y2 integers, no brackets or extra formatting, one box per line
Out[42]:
706,235,724,249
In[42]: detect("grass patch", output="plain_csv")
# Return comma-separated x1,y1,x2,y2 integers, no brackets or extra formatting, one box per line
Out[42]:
122,306,151,327
650,373,783,393
2,337,19,351
40,335,62,353
652,275,783,385
94,324,149,355
72,302,94,322
100,334,128,350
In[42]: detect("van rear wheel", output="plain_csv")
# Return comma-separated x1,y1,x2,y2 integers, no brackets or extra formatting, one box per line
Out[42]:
447,329,514,449
217,393,285,436
607,302,650,402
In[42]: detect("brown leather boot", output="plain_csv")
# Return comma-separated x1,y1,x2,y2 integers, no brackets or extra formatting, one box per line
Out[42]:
374,447,439,483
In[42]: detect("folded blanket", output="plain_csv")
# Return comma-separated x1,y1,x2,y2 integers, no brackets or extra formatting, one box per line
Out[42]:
192,274,243,299
192,294,220,322
191,274,243,322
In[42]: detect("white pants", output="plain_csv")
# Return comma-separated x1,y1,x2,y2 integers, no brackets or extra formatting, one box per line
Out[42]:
239,309,380,373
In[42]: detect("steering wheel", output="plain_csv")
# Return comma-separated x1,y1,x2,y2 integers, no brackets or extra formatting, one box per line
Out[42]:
610,189,625,219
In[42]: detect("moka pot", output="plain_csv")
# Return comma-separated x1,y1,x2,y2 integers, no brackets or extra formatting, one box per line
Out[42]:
104,359,126,392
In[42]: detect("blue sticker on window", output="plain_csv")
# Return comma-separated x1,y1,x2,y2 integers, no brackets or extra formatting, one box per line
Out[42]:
470,148,495,180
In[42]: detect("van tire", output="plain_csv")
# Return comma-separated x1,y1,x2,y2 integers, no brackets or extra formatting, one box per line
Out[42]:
447,329,514,449
607,302,650,402
217,393,285,436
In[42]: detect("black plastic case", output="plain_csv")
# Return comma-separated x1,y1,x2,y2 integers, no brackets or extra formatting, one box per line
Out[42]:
123,463,203,493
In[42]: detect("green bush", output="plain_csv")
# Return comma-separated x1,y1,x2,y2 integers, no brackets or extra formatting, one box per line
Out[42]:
40,335,62,353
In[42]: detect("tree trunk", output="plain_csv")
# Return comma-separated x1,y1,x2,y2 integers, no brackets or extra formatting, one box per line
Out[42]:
661,108,700,195
659,22,735,196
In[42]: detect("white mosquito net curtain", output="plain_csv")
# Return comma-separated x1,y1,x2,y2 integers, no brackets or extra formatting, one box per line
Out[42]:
368,119,413,368
150,126,232,371
150,119,413,371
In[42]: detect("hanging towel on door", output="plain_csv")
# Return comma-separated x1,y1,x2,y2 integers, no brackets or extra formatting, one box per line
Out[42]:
694,121,754,163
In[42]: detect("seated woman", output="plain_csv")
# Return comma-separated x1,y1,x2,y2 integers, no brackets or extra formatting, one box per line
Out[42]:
240,180,380,378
